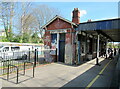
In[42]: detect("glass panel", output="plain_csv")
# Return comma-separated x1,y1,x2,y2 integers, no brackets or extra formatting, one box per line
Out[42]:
51,34,57,49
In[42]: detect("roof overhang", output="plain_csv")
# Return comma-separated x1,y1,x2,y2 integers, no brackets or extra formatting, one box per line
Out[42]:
77,18,120,42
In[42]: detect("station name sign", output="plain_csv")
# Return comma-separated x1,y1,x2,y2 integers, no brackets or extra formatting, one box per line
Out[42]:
47,28,71,33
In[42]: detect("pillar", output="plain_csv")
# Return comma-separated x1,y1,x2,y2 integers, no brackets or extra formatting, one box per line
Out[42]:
78,40,81,64
97,35,100,58
96,34,100,65
106,39,108,58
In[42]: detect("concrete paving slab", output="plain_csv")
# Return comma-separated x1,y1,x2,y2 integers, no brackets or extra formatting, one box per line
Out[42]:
1,56,118,88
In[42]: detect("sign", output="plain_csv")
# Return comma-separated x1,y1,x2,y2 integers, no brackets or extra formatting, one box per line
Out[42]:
48,29,68,33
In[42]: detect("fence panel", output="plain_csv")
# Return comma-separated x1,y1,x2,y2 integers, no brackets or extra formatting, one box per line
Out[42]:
0,48,57,76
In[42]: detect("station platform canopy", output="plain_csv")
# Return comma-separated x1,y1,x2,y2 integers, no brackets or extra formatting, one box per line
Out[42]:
77,18,120,42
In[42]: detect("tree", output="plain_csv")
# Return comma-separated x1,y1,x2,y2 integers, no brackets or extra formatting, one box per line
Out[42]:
31,32,40,43
22,33,30,43
0,2,61,43
15,4,61,42
14,2,33,43
32,5,61,38
0,2,14,41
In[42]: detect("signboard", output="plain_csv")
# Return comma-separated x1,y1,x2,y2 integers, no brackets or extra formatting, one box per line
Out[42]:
47,29,69,33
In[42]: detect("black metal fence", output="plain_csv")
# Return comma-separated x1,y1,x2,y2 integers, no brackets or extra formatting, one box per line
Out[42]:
0,48,57,76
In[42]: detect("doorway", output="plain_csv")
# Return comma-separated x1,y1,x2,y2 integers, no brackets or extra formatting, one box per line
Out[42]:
59,33,65,62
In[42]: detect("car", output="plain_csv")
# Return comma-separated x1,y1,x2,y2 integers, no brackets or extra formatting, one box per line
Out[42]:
0,46,32,60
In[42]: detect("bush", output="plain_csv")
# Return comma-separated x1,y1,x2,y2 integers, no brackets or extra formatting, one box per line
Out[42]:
12,35,21,42
31,32,40,43
0,36,9,42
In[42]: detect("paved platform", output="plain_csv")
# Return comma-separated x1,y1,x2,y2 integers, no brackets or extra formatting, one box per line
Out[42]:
1,55,119,88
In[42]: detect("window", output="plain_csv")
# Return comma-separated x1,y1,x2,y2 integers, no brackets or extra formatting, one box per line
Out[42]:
11,47,20,51
3,47,9,52
51,34,57,49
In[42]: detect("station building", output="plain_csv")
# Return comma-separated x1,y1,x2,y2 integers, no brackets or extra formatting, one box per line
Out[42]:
42,8,120,65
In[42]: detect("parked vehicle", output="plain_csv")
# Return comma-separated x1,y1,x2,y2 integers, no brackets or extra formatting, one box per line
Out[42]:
0,46,32,60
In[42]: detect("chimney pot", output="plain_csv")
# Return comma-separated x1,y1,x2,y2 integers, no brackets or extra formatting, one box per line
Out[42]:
87,19,92,22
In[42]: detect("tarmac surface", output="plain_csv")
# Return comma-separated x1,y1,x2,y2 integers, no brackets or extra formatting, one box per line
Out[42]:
1,55,119,88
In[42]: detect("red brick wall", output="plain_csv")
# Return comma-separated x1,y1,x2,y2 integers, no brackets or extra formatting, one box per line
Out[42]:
44,18,76,64
44,31,51,48
44,18,74,48
47,18,72,30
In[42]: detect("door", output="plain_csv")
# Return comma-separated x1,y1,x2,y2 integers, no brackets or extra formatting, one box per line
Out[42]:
59,33,65,62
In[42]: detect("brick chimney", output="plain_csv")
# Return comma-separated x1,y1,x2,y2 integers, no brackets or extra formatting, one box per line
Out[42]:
72,8,80,24
87,19,92,22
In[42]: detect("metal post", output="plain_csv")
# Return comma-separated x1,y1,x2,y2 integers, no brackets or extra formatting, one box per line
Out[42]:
29,48,30,61
106,40,108,59
37,48,38,62
78,41,81,64
56,48,57,62
24,62,25,75
57,33,59,58
3,61,4,74
96,34,100,65
7,65,9,81
113,42,115,56
34,49,37,67
16,67,19,84
33,64,34,77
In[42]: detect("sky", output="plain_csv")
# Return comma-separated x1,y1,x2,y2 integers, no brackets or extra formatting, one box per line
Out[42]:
0,2,119,29
0,1,119,44
34,2,118,23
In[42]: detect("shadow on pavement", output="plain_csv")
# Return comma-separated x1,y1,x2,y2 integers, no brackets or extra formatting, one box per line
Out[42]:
0,72,34,84
60,57,118,89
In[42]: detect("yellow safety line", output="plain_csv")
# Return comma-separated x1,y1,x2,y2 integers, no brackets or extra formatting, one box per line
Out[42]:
85,60,112,89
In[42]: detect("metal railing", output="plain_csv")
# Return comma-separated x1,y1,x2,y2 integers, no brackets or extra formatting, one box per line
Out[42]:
0,48,57,76
7,60,35,84
7,64,19,84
